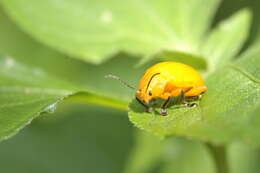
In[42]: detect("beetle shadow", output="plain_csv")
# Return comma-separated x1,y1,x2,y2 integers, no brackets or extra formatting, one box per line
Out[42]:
128,97,172,114
129,99,148,114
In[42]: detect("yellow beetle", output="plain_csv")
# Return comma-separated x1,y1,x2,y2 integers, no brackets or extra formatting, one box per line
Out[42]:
106,61,207,115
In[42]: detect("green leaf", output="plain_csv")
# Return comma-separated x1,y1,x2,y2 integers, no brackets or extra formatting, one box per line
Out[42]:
138,8,252,72
138,50,207,71
201,9,251,71
0,9,145,102
0,10,155,141
159,138,214,173
124,133,215,173
0,103,134,173
129,49,260,145
123,131,163,173
124,134,260,173
1,0,220,63
0,55,127,140
156,51,207,70
229,142,260,173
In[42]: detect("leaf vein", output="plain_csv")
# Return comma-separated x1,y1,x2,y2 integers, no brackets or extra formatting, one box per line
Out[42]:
228,64,260,84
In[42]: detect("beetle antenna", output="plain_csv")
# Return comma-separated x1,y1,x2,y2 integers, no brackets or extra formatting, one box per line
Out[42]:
145,72,160,92
105,74,136,91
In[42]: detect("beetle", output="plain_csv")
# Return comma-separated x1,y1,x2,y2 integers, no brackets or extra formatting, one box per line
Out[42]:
105,61,207,115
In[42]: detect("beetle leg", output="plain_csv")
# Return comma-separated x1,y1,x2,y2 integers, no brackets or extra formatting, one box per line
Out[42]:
160,97,171,116
136,97,153,113
180,89,198,107
178,87,193,102
179,89,185,104
182,102,198,107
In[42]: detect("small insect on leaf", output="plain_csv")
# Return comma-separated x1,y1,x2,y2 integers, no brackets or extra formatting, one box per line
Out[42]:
106,62,207,116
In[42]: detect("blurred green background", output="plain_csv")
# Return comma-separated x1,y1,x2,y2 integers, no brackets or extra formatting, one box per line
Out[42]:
0,103,133,173
0,0,260,173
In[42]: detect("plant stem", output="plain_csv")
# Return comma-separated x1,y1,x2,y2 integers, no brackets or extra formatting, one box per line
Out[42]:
206,143,229,173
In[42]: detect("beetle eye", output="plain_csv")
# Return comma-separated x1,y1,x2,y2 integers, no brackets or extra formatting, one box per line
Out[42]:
148,90,152,96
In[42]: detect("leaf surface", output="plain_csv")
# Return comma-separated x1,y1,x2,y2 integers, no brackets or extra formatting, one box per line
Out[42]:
202,9,251,71
1,0,220,63
0,104,134,173
0,11,145,141
129,49,260,145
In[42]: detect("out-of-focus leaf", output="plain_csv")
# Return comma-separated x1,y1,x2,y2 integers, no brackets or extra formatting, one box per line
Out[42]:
202,9,251,71
215,0,260,51
1,0,220,63
0,9,151,102
0,55,128,140
129,49,260,145
140,50,207,71
0,10,155,141
123,134,215,173
0,103,134,173
159,138,214,173
229,142,260,173
123,131,163,173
